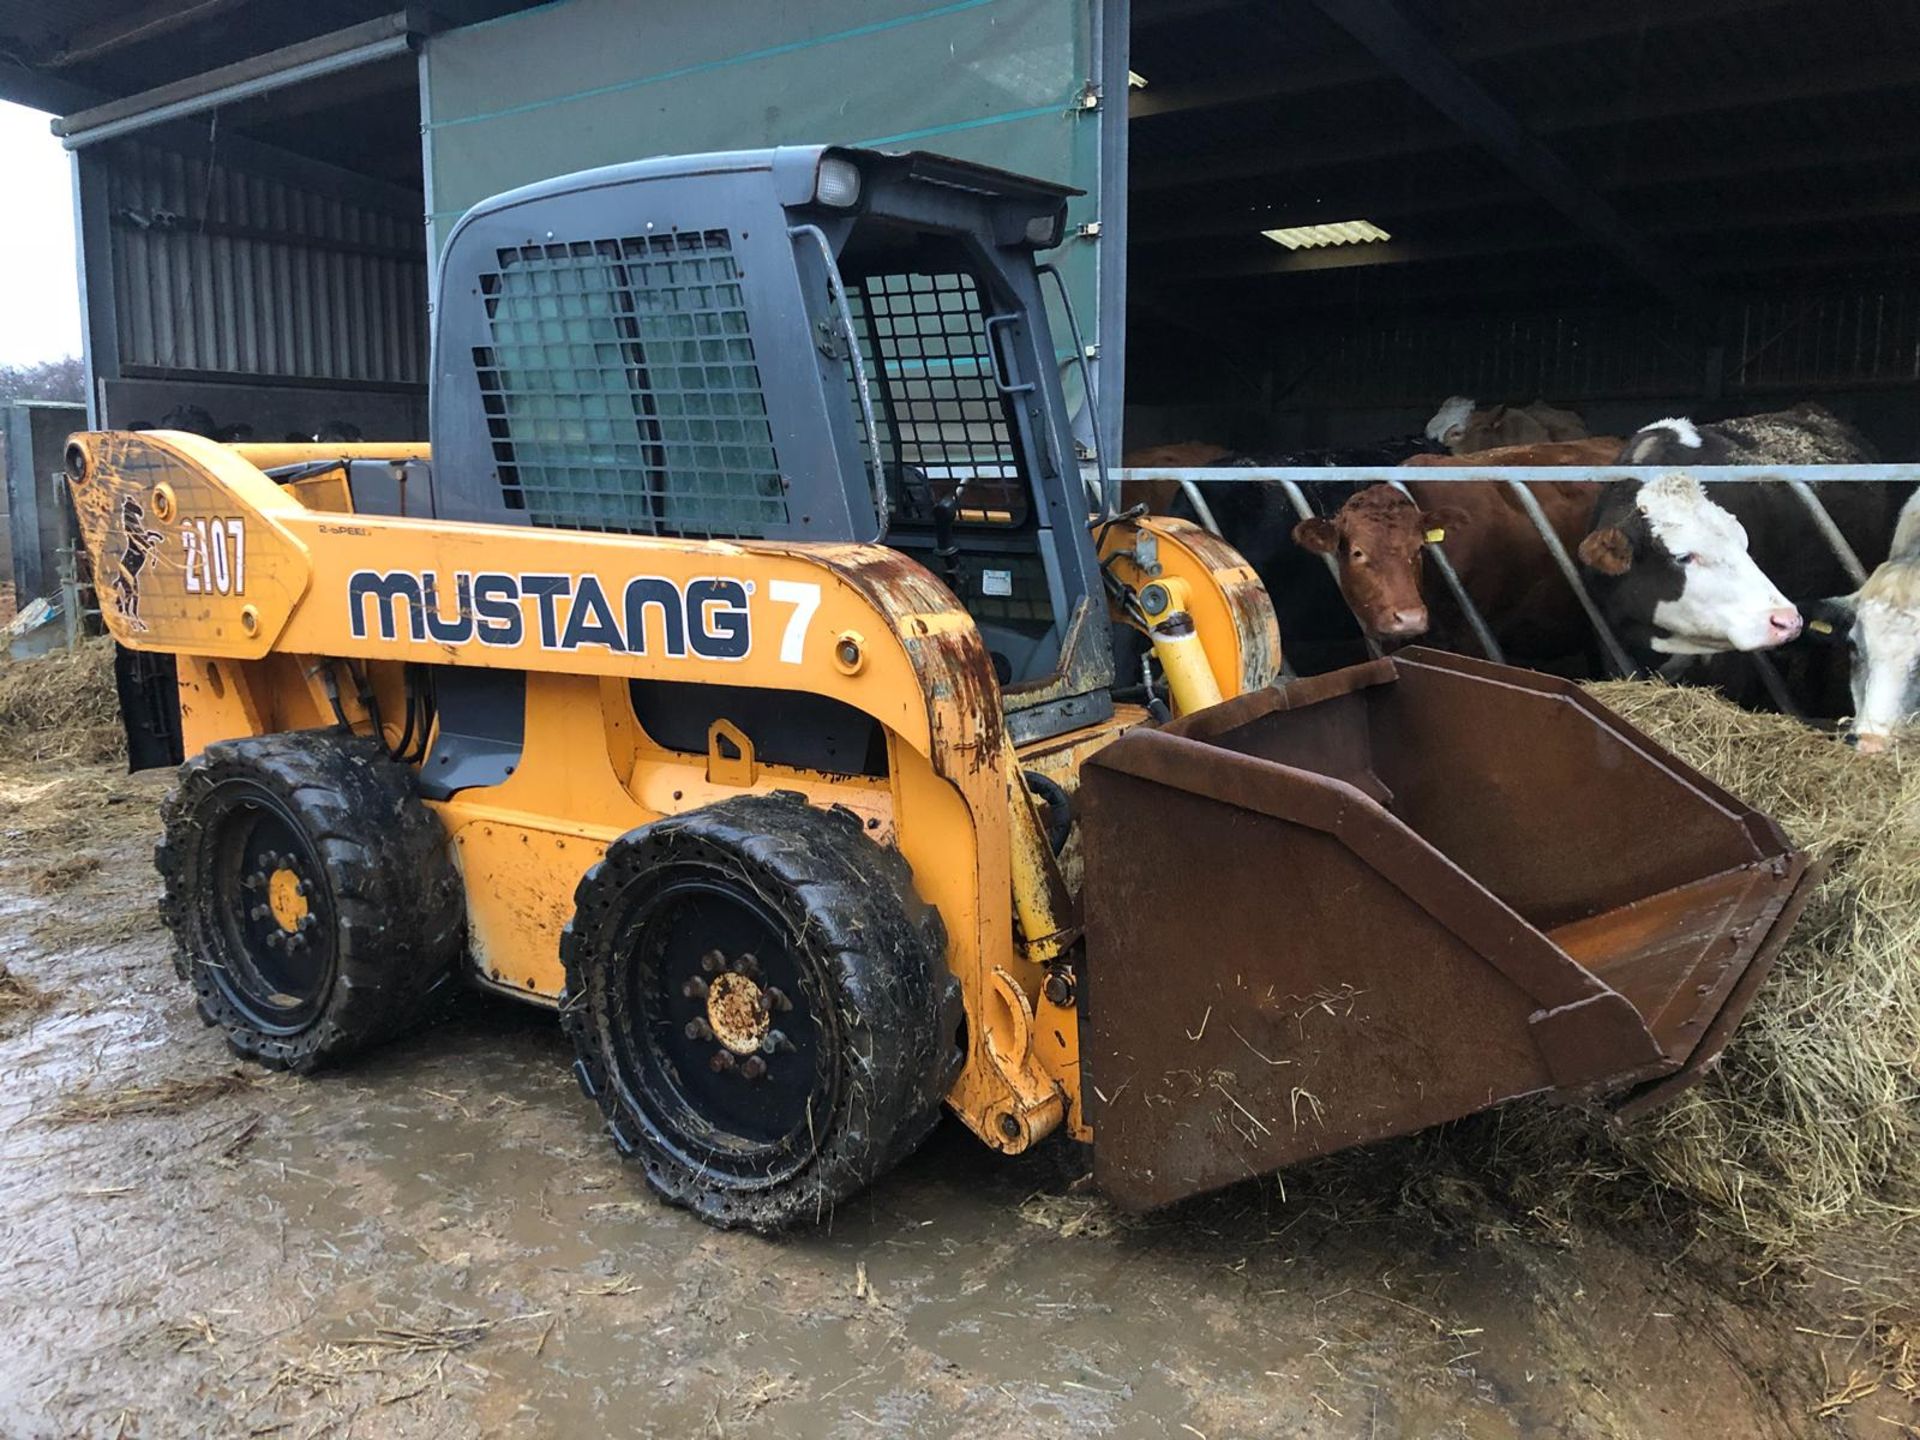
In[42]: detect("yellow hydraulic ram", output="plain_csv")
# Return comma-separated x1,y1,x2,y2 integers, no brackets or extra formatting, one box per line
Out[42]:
1135,575,1224,715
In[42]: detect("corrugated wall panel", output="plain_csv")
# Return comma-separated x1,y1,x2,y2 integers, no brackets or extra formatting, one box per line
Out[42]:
101,139,427,386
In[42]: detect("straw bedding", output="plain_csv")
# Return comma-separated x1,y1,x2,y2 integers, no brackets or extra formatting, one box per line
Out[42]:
0,637,124,767
1483,679,1920,1259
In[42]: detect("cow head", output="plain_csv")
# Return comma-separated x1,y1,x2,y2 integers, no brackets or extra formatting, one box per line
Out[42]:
1292,484,1466,641
1804,560,1920,753
1425,396,1476,451
1577,474,1802,655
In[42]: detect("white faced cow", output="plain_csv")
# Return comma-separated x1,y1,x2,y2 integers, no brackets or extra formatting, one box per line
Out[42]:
1806,490,1920,752
1578,473,1803,659
1425,396,1588,455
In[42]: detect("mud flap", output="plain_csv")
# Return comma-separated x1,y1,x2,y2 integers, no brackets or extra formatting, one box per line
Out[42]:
1076,650,1812,1212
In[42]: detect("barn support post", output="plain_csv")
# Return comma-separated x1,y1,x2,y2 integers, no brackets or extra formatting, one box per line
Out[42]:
1091,0,1129,471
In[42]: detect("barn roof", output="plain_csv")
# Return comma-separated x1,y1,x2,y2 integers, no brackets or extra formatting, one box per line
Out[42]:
1129,0,1920,317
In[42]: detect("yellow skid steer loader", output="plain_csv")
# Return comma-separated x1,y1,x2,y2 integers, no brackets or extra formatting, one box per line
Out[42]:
65,148,1814,1230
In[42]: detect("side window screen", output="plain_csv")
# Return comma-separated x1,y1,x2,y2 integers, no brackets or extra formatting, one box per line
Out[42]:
845,271,1029,529
474,231,787,538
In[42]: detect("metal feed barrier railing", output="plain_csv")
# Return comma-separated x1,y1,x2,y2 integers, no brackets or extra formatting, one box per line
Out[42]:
1101,464,1920,707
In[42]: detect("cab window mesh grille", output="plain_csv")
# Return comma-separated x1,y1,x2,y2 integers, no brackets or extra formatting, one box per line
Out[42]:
474,230,786,537
844,271,1029,528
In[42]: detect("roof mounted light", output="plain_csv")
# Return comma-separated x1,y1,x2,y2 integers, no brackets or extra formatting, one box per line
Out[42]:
814,157,863,208
1261,219,1390,250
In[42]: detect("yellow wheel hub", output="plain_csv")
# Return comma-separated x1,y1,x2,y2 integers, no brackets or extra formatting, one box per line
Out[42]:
706,971,771,1054
267,866,310,933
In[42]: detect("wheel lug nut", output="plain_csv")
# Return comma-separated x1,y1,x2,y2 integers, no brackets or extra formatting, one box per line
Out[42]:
681,976,709,1000
762,1029,791,1055
734,953,760,979
298,914,316,932
699,950,725,974
265,932,284,951
740,1055,767,1081
765,986,792,1013
709,1050,736,1072
250,904,271,922
684,1017,714,1041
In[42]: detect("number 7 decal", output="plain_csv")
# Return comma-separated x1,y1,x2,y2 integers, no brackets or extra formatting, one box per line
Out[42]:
768,579,820,664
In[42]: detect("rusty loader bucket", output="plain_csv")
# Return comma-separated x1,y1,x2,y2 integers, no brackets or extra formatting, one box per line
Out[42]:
1077,648,1817,1212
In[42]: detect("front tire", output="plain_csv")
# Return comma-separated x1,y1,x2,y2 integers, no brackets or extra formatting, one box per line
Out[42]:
156,730,464,1072
561,792,961,1232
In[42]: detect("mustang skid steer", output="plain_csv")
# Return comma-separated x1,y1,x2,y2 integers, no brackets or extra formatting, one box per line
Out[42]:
67,147,1814,1229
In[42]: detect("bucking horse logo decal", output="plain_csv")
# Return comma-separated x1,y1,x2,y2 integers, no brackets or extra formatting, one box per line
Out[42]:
111,496,165,633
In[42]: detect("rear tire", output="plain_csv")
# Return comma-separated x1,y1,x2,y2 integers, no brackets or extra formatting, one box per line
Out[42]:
156,729,464,1072
560,792,961,1232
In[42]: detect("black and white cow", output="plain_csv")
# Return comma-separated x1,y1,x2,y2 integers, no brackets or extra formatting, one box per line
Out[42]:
1805,490,1920,752
1613,403,1890,605
1590,406,1906,709
1578,473,1804,659
1617,402,1876,469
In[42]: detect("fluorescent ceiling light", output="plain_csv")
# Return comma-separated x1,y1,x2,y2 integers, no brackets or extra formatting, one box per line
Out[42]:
1127,70,1149,88
1261,220,1391,250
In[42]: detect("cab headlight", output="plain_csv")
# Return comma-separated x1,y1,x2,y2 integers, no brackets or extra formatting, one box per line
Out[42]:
814,157,862,208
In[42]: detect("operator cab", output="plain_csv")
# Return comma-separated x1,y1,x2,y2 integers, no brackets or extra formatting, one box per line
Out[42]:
425,146,1114,746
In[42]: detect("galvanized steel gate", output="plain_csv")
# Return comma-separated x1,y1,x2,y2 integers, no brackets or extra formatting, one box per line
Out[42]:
1103,462,1914,698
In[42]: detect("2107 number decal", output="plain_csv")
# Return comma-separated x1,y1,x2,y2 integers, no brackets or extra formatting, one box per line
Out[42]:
181,517,247,596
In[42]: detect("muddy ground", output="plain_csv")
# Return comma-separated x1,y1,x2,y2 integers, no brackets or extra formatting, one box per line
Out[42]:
0,756,1912,1440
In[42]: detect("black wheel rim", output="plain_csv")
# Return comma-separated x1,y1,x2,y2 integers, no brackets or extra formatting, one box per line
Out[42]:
605,871,839,1189
200,782,337,1035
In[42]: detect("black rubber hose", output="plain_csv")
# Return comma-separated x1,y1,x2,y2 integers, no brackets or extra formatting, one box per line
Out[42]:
1022,770,1073,855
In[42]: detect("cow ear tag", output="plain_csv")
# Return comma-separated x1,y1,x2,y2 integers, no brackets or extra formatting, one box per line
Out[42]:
1424,527,1447,544
1809,618,1834,635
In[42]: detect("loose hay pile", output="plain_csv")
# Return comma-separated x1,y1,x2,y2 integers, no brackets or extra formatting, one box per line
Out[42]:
1487,679,1920,1260
0,637,123,766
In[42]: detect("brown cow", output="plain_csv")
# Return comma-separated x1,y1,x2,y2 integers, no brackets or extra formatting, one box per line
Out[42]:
1117,441,1237,515
1292,437,1621,658
1426,397,1589,455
